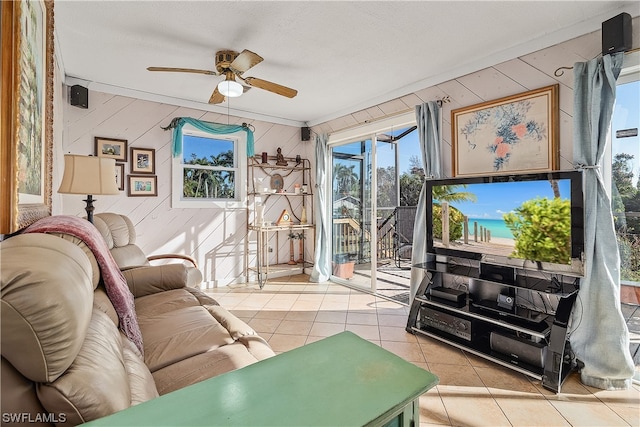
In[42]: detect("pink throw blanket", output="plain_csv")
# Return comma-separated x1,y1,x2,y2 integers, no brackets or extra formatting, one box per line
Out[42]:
24,215,144,355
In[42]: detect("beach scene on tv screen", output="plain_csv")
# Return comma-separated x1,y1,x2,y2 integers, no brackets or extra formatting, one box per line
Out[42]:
432,179,572,265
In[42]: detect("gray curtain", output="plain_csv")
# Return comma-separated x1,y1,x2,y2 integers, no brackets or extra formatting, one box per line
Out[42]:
570,52,634,390
410,101,442,300
310,133,331,282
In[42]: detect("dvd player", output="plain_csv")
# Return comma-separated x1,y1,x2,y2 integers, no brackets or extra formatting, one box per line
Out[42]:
490,331,547,368
430,287,466,306
471,299,546,323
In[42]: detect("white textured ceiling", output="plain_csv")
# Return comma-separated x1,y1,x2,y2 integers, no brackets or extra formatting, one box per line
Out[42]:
55,1,638,126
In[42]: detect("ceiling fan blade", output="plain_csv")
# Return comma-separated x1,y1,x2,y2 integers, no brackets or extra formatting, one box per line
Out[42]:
243,77,298,98
229,50,263,74
147,66,217,75
209,87,225,104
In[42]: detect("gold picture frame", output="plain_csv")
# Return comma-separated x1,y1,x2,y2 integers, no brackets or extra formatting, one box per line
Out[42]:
451,84,559,177
1,0,54,234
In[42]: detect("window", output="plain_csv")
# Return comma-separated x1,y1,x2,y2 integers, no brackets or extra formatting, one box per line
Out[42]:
172,128,246,209
610,57,639,285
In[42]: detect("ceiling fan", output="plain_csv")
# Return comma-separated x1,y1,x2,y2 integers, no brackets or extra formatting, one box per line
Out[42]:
147,49,298,104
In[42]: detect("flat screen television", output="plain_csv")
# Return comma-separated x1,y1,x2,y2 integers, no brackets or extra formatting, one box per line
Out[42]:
426,170,584,277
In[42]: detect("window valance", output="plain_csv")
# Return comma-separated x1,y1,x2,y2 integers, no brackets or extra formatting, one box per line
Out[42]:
163,117,255,158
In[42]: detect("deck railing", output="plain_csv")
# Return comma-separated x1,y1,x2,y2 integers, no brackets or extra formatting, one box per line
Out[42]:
332,207,403,264
333,217,365,259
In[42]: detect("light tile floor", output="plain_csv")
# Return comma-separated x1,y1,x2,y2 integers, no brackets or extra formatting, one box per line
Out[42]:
205,274,640,427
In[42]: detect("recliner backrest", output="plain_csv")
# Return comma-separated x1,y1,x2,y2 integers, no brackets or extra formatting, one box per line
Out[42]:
93,213,150,270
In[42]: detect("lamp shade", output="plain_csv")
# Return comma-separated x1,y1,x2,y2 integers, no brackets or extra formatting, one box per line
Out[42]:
218,79,243,98
58,155,119,195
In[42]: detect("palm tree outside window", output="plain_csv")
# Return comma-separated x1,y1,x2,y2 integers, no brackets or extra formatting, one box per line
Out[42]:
172,130,246,209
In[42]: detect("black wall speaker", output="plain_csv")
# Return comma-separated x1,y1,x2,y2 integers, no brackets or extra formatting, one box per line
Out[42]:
602,12,632,56
70,85,89,109
301,126,311,141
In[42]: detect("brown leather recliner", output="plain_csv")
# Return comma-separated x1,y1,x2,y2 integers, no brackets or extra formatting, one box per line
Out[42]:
93,213,203,287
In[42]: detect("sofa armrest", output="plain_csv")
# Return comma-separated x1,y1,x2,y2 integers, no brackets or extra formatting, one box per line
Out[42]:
147,253,199,268
122,264,189,298
206,305,257,341
144,255,203,287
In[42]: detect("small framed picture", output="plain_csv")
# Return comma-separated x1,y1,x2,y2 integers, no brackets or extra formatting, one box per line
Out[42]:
95,137,128,162
130,147,156,174
115,163,125,191
128,175,157,197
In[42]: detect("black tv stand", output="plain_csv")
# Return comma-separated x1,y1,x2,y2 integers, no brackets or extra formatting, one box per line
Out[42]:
407,257,580,393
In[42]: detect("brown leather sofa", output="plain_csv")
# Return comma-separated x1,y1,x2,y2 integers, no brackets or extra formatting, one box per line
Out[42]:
1,219,274,426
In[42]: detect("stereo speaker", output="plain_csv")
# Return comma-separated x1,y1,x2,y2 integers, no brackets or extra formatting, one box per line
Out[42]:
490,331,547,368
602,12,632,56
301,126,311,141
70,85,89,109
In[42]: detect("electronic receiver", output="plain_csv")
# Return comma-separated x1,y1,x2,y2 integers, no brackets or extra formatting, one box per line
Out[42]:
420,306,471,341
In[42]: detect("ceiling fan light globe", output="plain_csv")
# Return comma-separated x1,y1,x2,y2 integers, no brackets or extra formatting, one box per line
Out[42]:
218,80,243,97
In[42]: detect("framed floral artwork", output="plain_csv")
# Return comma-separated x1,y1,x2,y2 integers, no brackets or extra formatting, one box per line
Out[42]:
96,137,128,162
128,175,157,197
451,84,559,177
0,0,55,233
130,147,155,174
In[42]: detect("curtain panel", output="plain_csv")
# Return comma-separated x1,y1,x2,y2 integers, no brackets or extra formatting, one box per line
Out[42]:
163,117,255,158
310,133,331,282
410,101,442,300
570,52,634,390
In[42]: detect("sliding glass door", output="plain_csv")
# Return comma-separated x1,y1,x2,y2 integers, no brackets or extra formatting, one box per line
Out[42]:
331,139,375,290
328,121,420,300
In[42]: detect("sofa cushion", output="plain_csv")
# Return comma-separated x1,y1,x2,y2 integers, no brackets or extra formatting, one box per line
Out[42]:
134,288,219,318
93,286,119,326
135,288,204,317
37,310,157,425
1,234,94,383
151,341,271,395
120,333,159,406
139,306,237,372
187,287,220,306
1,358,49,427
237,335,277,361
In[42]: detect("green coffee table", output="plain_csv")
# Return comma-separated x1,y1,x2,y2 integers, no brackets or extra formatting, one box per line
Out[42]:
83,331,438,426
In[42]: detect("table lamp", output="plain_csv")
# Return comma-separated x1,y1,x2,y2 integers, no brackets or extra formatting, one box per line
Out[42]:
58,154,119,223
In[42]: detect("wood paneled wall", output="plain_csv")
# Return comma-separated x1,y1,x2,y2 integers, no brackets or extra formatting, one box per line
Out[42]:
61,92,313,287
